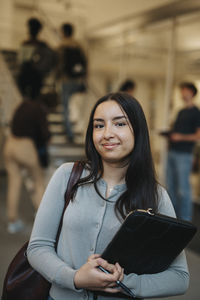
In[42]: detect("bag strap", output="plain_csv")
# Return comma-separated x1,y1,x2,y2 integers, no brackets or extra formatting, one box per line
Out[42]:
55,161,84,249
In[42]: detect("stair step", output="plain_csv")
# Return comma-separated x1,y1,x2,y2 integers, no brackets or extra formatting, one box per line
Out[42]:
48,114,64,123
49,124,65,134
50,135,85,145
49,145,85,158
55,104,64,113
50,135,66,144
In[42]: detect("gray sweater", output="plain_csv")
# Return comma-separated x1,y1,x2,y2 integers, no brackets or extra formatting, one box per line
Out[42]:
27,163,189,300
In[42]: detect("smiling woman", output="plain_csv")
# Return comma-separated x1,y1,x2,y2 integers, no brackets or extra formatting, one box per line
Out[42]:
83,92,158,216
27,92,189,300
92,100,135,166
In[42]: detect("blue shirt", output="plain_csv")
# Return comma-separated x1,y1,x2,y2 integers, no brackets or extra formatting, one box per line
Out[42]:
27,163,189,300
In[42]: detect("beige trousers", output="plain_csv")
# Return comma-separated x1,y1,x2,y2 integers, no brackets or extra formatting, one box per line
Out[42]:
4,135,45,221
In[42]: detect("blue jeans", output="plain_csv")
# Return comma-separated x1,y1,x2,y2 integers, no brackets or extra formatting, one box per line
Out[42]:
47,296,54,300
166,150,193,221
61,81,85,139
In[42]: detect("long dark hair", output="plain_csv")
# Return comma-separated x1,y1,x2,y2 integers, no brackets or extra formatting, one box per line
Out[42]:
73,92,158,219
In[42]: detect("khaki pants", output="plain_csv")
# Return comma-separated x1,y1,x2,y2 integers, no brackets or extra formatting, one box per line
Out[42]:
4,135,45,221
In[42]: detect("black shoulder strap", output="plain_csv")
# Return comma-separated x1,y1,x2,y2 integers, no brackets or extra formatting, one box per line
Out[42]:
55,161,84,248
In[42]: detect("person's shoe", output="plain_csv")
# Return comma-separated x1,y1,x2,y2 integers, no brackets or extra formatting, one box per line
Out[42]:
7,220,25,234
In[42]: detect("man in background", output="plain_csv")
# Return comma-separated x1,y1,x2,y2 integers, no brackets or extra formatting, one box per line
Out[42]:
56,23,87,143
18,18,55,100
166,82,200,221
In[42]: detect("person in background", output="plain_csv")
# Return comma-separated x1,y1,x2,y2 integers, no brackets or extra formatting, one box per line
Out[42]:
27,92,188,300
166,82,200,221
56,23,87,143
4,97,50,234
17,18,44,100
18,18,56,100
119,79,136,96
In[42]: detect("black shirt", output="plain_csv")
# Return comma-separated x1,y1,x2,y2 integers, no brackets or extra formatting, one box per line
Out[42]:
169,106,200,153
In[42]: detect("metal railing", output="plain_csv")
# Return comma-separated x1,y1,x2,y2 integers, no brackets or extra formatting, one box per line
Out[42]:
0,53,22,128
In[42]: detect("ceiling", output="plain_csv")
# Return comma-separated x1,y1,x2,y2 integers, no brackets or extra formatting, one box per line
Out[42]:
1,0,200,80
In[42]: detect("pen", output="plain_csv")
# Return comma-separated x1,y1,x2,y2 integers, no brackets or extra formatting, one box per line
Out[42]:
98,266,135,298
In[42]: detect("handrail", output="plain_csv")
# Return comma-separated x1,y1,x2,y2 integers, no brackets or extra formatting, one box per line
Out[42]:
0,53,22,127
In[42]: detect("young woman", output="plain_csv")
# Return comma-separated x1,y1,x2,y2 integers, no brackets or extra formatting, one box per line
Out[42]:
27,92,189,300
4,96,50,233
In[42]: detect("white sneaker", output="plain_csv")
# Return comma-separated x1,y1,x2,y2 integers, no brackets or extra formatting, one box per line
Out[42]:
7,220,25,234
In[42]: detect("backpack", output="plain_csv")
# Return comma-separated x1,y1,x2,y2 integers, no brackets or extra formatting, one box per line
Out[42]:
31,43,57,77
17,61,43,99
62,46,87,78
18,43,57,98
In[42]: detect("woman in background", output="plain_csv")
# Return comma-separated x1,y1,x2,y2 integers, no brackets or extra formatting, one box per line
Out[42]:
4,96,50,233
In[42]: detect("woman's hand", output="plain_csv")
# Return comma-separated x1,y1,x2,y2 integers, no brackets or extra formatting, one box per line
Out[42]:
74,254,124,293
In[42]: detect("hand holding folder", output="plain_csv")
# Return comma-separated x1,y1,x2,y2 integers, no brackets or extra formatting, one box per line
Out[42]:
101,209,197,276
94,209,196,299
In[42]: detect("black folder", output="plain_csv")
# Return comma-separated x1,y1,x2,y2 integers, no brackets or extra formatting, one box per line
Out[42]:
101,209,197,275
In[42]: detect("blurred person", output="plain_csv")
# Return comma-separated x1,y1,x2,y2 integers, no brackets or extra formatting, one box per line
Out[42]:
27,92,188,300
166,82,200,221
119,79,136,96
18,18,56,100
56,23,87,143
3,96,50,234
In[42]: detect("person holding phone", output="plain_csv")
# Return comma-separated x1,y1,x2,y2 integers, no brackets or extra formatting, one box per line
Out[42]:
27,92,189,300
166,82,200,221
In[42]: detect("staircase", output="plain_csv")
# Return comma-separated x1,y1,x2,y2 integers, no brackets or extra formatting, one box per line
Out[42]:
1,50,18,82
0,50,86,172
47,104,85,168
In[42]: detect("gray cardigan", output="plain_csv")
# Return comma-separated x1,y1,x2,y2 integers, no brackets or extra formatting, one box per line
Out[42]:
27,163,189,300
